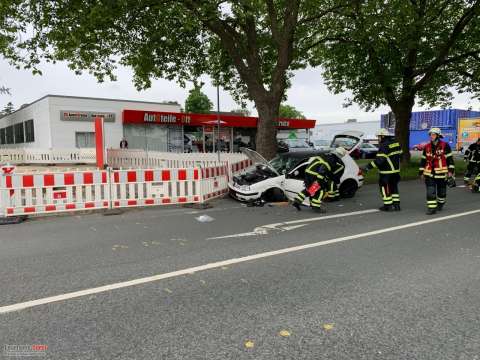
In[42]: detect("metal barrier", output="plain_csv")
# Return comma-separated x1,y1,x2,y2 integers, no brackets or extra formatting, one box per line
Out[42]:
0,148,96,164
0,169,110,216
0,164,231,217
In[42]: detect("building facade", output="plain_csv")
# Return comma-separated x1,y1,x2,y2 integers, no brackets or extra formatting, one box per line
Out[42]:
311,120,380,142
0,95,181,149
0,95,316,153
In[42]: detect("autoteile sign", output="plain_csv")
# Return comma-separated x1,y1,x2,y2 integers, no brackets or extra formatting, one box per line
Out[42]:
123,110,316,129
61,110,115,122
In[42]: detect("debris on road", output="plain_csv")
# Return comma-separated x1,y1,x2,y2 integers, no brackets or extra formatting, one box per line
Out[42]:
195,214,215,223
244,340,255,349
279,330,291,337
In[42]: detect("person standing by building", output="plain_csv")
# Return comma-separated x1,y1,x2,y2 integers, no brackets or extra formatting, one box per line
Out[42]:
120,137,128,149
419,128,455,215
292,147,347,213
362,129,402,211
463,138,480,184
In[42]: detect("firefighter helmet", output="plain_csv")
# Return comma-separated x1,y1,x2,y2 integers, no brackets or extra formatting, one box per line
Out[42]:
375,128,393,137
333,146,347,158
428,127,443,138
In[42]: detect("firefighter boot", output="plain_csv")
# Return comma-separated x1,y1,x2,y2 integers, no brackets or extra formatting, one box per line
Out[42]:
437,203,444,211
311,206,326,214
292,199,302,211
378,205,393,212
393,204,401,211
426,208,436,215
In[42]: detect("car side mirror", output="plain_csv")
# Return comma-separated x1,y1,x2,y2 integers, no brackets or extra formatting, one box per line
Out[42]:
294,170,300,177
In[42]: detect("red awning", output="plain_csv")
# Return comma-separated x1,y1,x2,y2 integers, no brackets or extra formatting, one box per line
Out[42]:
122,110,316,129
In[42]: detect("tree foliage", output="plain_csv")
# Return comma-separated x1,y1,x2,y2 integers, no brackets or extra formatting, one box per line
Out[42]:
314,0,480,160
185,84,213,114
0,0,345,158
279,104,306,118
0,101,14,115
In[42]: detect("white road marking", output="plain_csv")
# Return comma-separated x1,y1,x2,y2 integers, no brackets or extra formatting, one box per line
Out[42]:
207,209,379,239
1,208,479,314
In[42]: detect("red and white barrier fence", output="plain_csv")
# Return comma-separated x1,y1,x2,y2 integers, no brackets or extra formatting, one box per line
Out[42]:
0,164,231,217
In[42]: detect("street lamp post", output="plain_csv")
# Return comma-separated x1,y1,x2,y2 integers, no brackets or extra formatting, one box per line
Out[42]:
216,84,221,162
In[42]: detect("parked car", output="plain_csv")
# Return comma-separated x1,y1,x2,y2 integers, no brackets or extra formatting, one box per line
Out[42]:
356,142,378,159
229,132,365,203
277,139,313,153
312,139,331,151
412,142,429,151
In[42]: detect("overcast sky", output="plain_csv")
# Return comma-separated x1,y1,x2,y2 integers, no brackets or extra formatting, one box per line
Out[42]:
1,58,479,124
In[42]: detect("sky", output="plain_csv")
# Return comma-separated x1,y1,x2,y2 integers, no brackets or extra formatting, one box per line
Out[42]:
1,58,479,125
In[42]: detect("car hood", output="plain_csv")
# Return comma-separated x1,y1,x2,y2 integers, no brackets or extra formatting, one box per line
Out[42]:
241,148,280,176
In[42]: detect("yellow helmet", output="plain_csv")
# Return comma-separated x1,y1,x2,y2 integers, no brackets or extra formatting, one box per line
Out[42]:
375,128,393,137
333,146,347,158
428,127,443,137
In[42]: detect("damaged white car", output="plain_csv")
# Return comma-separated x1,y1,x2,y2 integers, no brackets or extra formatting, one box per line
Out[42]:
229,131,365,203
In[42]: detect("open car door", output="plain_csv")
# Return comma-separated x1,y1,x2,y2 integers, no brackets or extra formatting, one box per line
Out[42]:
283,158,312,203
330,131,364,154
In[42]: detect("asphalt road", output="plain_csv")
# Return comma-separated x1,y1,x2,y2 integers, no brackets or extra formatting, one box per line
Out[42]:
1,179,480,359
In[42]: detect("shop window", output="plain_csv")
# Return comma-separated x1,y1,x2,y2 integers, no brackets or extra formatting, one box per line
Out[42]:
14,122,25,144
24,119,35,142
6,125,14,144
75,132,95,148
0,128,5,145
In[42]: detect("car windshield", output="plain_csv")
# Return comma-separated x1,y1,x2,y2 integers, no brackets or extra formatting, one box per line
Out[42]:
362,143,376,149
269,155,306,173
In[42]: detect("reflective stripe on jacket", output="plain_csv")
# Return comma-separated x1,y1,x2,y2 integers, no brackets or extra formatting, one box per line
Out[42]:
419,140,455,178
367,138,402,175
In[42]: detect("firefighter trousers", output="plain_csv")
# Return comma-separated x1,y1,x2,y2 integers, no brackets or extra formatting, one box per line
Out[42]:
464,162,478,182
379,174,400,206
326,181,340,201
425,176,447,209
295,180,327,209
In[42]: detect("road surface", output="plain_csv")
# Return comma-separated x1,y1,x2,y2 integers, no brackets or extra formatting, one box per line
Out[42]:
1,179,479,359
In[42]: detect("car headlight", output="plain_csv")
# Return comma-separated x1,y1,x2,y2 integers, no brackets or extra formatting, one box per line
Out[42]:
238,185,251,192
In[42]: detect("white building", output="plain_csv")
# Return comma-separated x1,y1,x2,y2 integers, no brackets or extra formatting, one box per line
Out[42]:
311,119,380,141
0,95,181,149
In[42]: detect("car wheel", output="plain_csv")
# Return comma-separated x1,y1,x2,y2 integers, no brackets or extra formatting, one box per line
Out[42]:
262,188,286,202
339,179,358,198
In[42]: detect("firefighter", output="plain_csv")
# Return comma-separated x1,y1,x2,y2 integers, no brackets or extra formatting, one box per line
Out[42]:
472,172,480,193
292,147,347,213
419,127,455,215
463,138,480,184
362,129,402,211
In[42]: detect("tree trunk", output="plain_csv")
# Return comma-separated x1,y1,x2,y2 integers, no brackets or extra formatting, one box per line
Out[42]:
393,99,414,164
255,99,280,160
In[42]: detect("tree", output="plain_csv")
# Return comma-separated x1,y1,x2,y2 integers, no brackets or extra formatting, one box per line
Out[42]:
185,84,213,114
315,0,480,161
230,108,251,117
279,104,306,118
0,86,9,95
1,0,345,159
0,101,14,115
